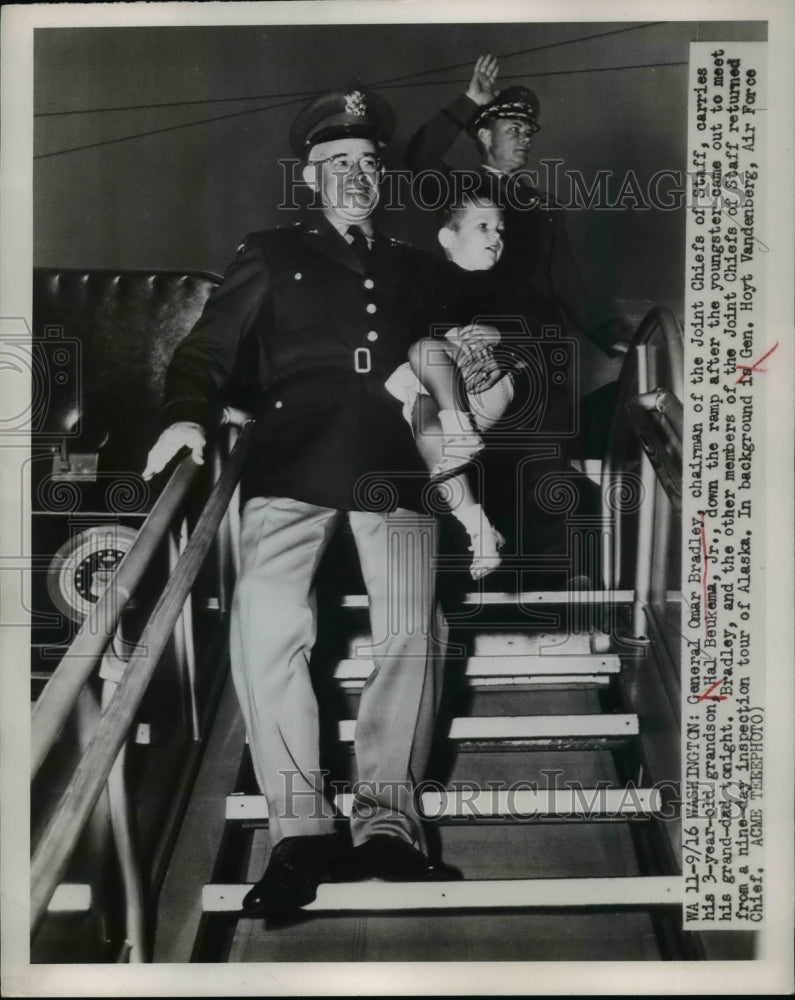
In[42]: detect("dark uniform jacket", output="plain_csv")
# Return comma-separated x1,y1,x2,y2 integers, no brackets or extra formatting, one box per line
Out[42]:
406,93,628,356
163,216,452,512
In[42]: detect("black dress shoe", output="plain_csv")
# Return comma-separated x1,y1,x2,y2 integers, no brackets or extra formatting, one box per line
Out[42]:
241,833,345,916
345,834,463,882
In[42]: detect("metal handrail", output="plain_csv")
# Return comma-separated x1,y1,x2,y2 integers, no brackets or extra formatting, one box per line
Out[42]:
627,395,683,516
635,389,683,445
30,418,254,933
630,304,685,401
602,306,684,475
601,306,685,597
31,457,201,777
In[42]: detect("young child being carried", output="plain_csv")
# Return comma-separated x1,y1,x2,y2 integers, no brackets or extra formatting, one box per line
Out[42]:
386,193,516,579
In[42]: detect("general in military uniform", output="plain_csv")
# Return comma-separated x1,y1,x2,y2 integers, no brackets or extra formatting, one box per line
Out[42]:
144,86,462,916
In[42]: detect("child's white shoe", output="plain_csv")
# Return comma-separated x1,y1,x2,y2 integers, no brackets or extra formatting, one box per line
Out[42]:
467,524,505,580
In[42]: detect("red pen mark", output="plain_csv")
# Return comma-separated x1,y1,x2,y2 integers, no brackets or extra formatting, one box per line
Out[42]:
698,678,728,702
735,340,779,385
699,511,709,638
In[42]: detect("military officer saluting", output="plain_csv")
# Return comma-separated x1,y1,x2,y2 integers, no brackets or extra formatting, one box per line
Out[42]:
407,54,630,355
144,87,463,916
407,56,633,575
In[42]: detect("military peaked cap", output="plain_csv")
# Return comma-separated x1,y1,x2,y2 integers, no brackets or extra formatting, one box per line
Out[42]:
290,87,396,157
468,86,541,137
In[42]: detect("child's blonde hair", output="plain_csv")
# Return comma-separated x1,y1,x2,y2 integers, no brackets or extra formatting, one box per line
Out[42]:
439,191,500,233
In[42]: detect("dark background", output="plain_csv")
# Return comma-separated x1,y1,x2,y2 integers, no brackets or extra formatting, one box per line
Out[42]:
34,19,766,318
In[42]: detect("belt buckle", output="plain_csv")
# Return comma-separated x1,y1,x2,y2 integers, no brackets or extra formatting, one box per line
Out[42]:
354,347,372,374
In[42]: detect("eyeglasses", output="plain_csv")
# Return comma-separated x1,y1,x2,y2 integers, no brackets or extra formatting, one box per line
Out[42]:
308,153,383,175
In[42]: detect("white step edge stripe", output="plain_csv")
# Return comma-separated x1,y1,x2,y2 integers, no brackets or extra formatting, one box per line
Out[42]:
204,876,682,913
226,787,659,821
337,715,638,742
244,715,639,746
341,590,634,608
349,633,608,658
339,675,609,690
335,654,620,680
48,884,92,913
471,633,600,656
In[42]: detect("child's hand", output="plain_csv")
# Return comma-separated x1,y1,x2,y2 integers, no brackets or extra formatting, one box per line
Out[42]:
456,323,503,391
466,54,500,107
459,348,503,394
459,322,501,349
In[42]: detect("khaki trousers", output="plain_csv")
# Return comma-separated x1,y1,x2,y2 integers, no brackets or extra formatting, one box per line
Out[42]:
229,496,446,847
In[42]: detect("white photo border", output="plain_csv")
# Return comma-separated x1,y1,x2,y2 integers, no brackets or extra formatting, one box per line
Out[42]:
2,1,792,995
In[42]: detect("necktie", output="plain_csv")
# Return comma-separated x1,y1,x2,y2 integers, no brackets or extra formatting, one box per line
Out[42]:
347,225,372,266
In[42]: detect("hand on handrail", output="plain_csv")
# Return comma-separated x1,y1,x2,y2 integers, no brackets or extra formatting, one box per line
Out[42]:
142,421,205,480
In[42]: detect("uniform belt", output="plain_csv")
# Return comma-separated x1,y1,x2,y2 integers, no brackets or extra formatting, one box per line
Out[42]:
268,350,394,387
352,347,396,377
354,346,372,373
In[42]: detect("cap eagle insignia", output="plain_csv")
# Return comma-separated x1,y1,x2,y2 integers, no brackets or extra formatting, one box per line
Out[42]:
344,90,367,116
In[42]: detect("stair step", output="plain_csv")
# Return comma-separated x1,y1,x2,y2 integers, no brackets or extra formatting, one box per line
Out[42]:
243,715,638,747
341,590,633,608
347,631,612,659
226,786,659,821
228,909,661,962
48,884,91,913
335,653,620,683
339,715,639,742
472,632,608,656
243,715,638,750
339,676,609,690
204,875,681,913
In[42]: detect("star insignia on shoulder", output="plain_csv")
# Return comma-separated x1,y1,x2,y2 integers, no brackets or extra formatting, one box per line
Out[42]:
344,90,367,116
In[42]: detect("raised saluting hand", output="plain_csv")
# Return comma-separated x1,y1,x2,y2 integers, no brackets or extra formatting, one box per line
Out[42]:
466,54,500,107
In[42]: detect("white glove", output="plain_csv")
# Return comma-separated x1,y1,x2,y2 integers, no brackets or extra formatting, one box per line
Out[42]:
142,421,205,480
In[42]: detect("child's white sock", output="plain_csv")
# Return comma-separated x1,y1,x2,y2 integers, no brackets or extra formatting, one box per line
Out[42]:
438,408,477,437
451,500,486,536
450,501,503,579
431,410,483,480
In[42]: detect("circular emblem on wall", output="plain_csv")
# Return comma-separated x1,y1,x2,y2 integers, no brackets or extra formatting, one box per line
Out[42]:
47,524,139,622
